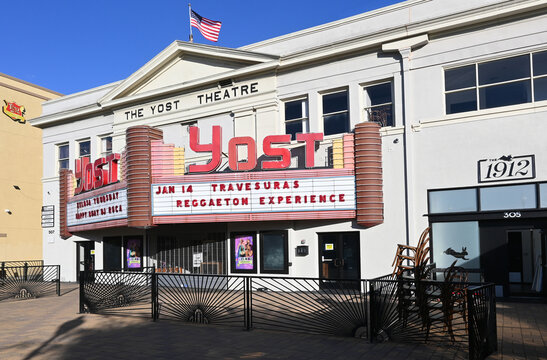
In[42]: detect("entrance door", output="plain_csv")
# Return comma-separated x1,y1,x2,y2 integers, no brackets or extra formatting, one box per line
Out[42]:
76,242,95,280
507,229,544,295
318,232,360,289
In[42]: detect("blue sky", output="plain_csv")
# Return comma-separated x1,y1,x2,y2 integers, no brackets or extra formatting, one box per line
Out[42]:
4,0,401,95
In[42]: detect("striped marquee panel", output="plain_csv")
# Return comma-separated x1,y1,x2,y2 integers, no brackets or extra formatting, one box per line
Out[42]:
67,189,128,227
152,170,355,221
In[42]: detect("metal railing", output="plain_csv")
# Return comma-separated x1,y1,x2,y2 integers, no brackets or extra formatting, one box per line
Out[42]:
467,284,497,360
79,271,496,359
369,274,496,359
0,265,60,301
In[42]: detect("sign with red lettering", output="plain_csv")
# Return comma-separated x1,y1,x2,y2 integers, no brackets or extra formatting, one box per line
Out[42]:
74,153,121,194
2,100,26,123
151,176,355,216
67,189,127,226
188,126,323,173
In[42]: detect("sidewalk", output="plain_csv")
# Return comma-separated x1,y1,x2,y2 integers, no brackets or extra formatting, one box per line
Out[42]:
0,284,545,360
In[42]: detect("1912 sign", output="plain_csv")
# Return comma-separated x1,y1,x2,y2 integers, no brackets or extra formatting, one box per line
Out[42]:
478,155,535,183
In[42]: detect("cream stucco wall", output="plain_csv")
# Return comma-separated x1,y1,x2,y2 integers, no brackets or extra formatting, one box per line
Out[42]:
0,74,60,261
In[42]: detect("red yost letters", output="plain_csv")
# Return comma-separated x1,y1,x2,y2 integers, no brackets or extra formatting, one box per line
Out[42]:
188,126,323,173
74,153,121,194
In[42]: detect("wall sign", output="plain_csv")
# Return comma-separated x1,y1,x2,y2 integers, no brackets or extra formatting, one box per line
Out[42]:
152,176,355,217
2,100,26,123
67,189,127,226
478,155,535,183
41,205,55,228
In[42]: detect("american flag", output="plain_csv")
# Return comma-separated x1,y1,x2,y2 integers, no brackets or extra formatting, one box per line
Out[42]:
190,10,222,42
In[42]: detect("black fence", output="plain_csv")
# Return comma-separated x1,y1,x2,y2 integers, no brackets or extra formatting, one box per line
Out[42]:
0,265,60,301
1,260,44,268
79,270,496,359
369,274,497,360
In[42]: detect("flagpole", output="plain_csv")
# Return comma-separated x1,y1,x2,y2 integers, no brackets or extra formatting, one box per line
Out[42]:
188,3,193,42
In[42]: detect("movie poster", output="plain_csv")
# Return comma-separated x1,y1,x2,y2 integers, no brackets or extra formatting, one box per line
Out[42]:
235,235,254,271
125,237,142,270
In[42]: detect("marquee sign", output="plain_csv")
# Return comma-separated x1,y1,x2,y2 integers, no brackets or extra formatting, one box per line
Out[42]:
152,175,355,217
67,189,127,226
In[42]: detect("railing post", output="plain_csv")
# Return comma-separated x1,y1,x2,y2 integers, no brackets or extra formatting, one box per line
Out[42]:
369,281,375,343
245,277,252,330
56,265,61,296
24,262,28,281
79,270,85,313
151,268,157,321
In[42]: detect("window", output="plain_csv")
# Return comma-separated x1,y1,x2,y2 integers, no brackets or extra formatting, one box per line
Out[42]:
284,98,308,140
78,139,91,161
58,143,69,170
480,184,536,211
429,188,477,214
260,231,289,274
364,82,393,127
100,135,112,157
445,50,547,114
431,222,480,271
322,90,349,136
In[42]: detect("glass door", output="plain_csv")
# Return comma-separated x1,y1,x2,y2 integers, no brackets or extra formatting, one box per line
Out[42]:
318,232,360,289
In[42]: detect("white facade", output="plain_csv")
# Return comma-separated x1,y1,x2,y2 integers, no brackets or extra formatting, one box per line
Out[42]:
31,0,547,297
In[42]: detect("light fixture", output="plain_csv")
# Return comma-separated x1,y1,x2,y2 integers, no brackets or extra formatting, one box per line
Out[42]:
5,209,12,215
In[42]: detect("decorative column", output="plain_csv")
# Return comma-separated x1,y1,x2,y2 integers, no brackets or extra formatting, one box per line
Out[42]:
59,169,73,239
125,126,163,228
354,122,383,227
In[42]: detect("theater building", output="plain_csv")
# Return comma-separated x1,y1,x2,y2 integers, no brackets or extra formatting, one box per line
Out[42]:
31,0,547,297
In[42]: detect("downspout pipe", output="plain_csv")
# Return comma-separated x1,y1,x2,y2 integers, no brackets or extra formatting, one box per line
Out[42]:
381,34,429,247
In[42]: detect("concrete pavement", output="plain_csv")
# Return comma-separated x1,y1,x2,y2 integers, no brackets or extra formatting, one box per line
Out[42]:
0,283,545,359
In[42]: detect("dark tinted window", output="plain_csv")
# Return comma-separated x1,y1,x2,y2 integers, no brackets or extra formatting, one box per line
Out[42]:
534,77,547,101
533,51,547,76
478,55,530,85
324,113,349,136
79,141,90,157
479,80,531,109
285,100,302,120
445,65,476,91
285,121,303,141
323,91,348,114
446,89,477,114
59,144,69,159
368,83,392,105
